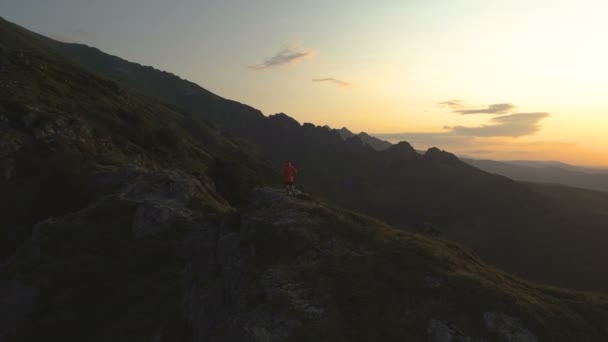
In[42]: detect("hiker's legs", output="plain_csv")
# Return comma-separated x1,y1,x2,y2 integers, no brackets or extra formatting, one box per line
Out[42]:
285,182,295,196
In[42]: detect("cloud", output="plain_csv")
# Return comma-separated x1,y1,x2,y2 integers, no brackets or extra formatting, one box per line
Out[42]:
374,102,554,160
438,100,516,115
373,133,577,161
376,132,476,149
51,29,97,44
437,100,463,109
312,78,351,87
450,112,550,137
249,44,316,70
372,108,594,164
375,112,551,148
455,103,516,115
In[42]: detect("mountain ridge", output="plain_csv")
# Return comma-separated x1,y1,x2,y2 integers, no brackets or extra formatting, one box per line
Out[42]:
336,127,393,151
2,16,608,341
32,20,608,294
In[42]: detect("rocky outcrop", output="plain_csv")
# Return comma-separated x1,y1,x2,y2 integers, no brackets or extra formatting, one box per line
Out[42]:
92,166,227,239
180,188,328,342
427,319,487,342
427,319,456,342
483,312,538,342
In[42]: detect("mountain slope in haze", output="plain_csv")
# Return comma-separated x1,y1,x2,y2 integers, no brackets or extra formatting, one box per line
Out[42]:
509,160,608,174
464,158,608,193
39,21,608,294
5,17,608,341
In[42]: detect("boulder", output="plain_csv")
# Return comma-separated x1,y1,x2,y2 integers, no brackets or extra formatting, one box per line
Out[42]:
483,312,538,342
132,203,178,239
428,319,454,342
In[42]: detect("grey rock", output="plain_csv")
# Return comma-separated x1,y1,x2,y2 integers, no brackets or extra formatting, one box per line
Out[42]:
93,165,141,191
132,203,177,239
423,275,444,289
428,319,454,342
483,312,538,342
428,319,486,342
123,169,204,205
241,313,300,342
180,226,252,342
261,268,325,319
0,158,15,180
121,168,222,239
20,112,36,127
32,124,55,140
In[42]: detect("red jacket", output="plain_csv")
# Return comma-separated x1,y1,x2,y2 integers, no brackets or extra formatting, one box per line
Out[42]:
282,162,297,182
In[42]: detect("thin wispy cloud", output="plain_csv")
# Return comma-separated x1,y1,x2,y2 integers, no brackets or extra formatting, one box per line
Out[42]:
438,100,516,115
375,107,551,151
249,44,316,70
51,29,97,44
450,112,550,137
438,100,463,109
456,103,516,115
312,78,351,87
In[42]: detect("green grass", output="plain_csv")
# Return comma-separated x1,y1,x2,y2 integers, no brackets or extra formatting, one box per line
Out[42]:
239,192,608,341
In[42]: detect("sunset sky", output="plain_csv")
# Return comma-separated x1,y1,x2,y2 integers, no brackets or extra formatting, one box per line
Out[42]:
2,0,607,166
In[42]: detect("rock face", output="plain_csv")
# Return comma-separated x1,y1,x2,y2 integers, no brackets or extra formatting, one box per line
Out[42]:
132,203,179,239
428,319,456,342
483,312,538,342
92,166,226,239
180,187,329,342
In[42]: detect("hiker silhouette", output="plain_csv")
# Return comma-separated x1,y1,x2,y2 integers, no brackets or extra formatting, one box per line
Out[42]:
282,161,297,196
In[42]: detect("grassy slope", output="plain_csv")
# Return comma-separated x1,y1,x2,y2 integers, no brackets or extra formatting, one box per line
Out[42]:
242,190,608,341
0,16,272,259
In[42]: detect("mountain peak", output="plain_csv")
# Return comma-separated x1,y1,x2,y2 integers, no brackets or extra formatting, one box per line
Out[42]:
424,147,461,163
268,112,301,129
381,141,420,162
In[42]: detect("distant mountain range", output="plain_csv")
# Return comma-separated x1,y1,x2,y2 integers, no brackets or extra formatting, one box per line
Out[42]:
335,133,608,193
508,160,608,173
462,158,608,193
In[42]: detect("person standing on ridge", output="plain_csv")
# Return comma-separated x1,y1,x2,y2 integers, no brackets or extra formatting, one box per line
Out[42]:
282,161,297,196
